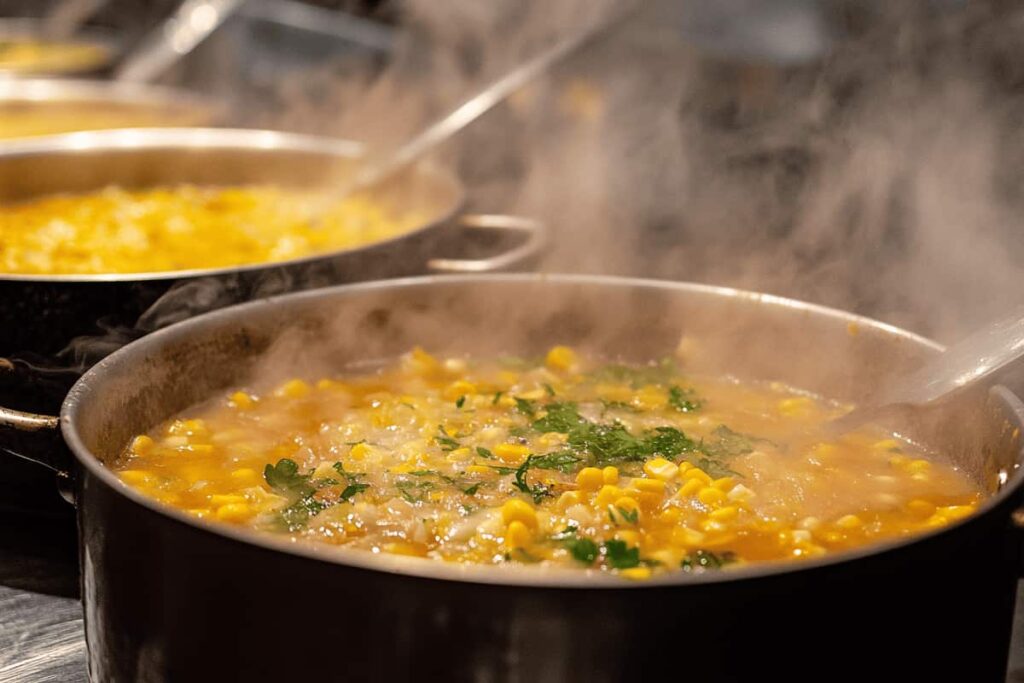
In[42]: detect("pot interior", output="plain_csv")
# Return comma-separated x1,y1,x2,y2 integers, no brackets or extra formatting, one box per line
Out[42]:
66,275,1024,500
0,129,463,251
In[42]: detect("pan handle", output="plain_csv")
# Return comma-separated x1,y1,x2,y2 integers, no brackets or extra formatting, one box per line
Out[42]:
427,214,546,273
0,405,70,478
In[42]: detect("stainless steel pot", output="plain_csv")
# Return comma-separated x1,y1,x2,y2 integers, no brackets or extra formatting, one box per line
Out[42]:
2,274,1022,681
0,79,223,140
0,129,544,515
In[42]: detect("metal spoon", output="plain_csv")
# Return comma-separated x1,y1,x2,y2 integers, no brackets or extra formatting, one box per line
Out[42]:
331,1,639,199
829,307,1024,435
114,0,246,82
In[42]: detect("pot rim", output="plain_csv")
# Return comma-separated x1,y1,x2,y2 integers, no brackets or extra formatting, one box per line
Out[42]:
60,273,1024,589
0,127,465,283
0,78,221,111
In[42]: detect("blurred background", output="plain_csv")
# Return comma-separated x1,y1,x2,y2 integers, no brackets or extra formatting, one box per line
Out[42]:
3,0,1023,343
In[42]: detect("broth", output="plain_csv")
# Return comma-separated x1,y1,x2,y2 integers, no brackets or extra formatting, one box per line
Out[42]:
113,347,981,579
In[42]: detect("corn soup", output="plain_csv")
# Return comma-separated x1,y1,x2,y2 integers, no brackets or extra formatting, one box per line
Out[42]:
0,185,421,275
114,347,982,580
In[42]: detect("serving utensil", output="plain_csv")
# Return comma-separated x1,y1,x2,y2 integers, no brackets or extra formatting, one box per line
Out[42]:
114,0,246,82
41,0,108,41
830,307,1024,434
330,2,638,200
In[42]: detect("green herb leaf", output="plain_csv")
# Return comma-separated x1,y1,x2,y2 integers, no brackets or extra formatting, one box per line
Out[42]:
550,525,579,541
589,358,677,388
681,549,737,572
603,539,641,569
462,483,482,496
532,401,585,433
609,505,639,525
476,446,495,460
566,537,599,564
435,426,460,451
340,483,369,502
529,450,584,473
701,425,756,458
264,458,313,497
512,455,551,503
668,385,702,413
456,395,466,409
492,391,504,405
514,397,537,417
543,383,556,397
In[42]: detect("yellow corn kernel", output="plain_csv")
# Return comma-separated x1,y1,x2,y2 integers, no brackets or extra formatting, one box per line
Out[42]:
683,468,712,485
118,470,153,486
614,529,640,546
447,447,473,463
701,518,729,534
778,396,813,416
467,464,498,477
383,542,428,557
229,391,254,409
428,490,446,503
497,370,519,386
619,566,652,581
677,478,704,498
636,385,667,410
671,526,706,547
709,505,739,522
936,505,974,521
216,502,253,523
906,499,936,517
545,345,577,371
643,458,679,481
186,509,210,518
505,520,532,548
443,380,477,401
677,461,693,474
835,514,863,529
888,454,910,468
495,443,530,463
632,478,666,495
697,487,726,507
576,467,604,491
210,494,247,507
185,443,214,455
275,379,311,399
613,496,640,515
712,477,736,491
557,491,583,512
602,466,620,485
130,435,155,455
408,347,439,373
872,438,901,451
502,498,538,528
906,459,931,474
595,484,623,508
538,432,568,447
657,508,682,526
348,442,370,460
518,388,547,400
229,468,258,484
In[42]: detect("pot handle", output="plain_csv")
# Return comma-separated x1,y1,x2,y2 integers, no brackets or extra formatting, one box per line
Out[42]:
0,405,69,477
427,214,546,273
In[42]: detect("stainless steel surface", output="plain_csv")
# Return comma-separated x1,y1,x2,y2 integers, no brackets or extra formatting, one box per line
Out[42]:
338,3,639,197
832,307,1024,434
0,79,222,138
115,0,247,83
426,214,545,273
0,127,463,282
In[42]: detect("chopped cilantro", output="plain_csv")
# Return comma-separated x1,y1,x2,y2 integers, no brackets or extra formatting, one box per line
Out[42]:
476,446,495,460
455,395,466,409
529,450,584,473
668,385,702,412
514,397,537,417
566,537,599,564
512,455,551,503
340,483,369,502
532,401,585,433
543,383,556,397
681,549,737,572
435,426,460,451
609,505,639,525
492,391,503,405
701,425,756,457
264,458,313,497
462,483,482,496
603,540,641,569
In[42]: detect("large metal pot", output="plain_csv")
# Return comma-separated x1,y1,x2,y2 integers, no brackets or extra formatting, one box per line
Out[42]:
0,79,222,140
0,128,543,516
2,274,1022,681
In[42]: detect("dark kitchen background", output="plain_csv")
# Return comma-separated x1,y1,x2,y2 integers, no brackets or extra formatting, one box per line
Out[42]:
3,0,1024,680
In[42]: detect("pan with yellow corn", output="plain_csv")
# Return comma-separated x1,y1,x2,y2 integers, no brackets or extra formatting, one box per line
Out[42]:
2,275,1022,681
0,128,542,517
